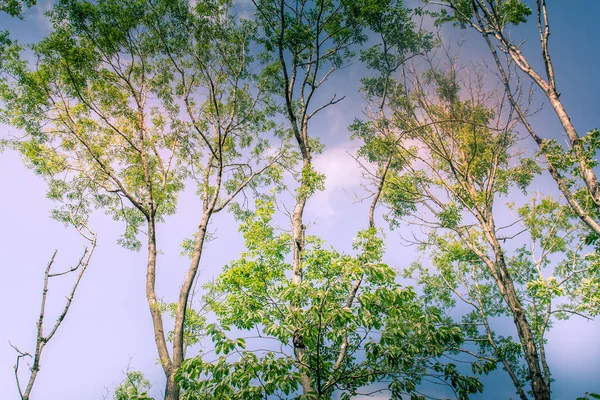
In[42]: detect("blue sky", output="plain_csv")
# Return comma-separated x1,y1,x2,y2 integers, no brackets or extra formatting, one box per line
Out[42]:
1,1,600,399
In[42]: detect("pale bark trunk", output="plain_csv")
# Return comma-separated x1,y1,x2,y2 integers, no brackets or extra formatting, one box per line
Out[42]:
545,90,600,205
145,219,173,381
291,157,314,396
493,253,550,400
475,293,528,400
168,210,212,400
449,147,551,399
164,372,180,400
477,214,551,400
462,226,550,400
506,42,600,207
16,242,95,400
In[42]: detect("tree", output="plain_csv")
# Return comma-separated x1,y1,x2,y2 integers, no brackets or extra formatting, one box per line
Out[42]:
248,0,369,394
351,40,599,396
429,0,600,238
175,2,486,398
408,194,600,399
177,199,484,400
0,0,285,398
10,223,96,400
114,370,154,400
247,0,438,394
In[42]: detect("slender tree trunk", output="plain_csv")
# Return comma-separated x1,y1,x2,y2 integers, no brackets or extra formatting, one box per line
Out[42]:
291,194,307,286
14,240,95,400
164,372,179,400
145,218,173,384
506,42,600,207
167,210,213,400
539,306,552,393
291,157,314,396
544,89,600,205
475,293,529,400
468,2,600,207
478,216,551,400
455,169,550,399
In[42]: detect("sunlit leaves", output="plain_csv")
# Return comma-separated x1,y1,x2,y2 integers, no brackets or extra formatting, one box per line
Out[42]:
114,371,154,400
160,302,207,348
431,0,531,29
179,201,482,398
0,0,283,253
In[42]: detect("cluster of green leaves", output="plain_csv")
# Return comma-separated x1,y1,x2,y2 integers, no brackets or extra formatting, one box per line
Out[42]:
0,0,35,17
359,0,434,75
516,197,600,319
175,200,484,399
356,67,542,225
296,164,326,200
0,0,284,249
431,0,532,29
355,59,600,397
540,129,600,190
114,371,153,400
540,129,600,242
577,393,600,400
159,302,207,349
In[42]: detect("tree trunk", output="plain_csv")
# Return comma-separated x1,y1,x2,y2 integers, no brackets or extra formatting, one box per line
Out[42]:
291,157,315,396
145,218,175,399
168,211,212,400
508,41,600,207
164,370,180,400
479,216,551,400
545,90,600,206
494,251,550,400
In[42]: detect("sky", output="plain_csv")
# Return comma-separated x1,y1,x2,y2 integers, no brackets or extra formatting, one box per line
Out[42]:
1,1,600,399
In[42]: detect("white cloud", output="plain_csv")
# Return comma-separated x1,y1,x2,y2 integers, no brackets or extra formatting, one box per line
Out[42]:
27,0,55,34
314,143,362,191
232,0,255,21
311,142,365,218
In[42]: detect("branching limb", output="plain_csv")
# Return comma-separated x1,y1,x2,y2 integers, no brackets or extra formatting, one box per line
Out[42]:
11,227,97,400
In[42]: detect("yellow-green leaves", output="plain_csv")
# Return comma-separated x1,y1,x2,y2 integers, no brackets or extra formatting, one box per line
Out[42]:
192,200,479,398
296,164,325,200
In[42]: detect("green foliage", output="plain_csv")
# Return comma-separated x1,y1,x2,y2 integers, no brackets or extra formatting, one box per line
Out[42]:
0,0,282,249
407,193,600,393
358,66,542,228
577,393,600,400
358,0,434,75
160,302,207,348
431,0,531,29
114,371,153,400
296,164,326,199
0,0,35,17
353,21,598,395
3,1,597,399
176,201,483,399
254,0,367,99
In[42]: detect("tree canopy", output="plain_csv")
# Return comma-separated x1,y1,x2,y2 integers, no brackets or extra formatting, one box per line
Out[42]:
1,1,599,399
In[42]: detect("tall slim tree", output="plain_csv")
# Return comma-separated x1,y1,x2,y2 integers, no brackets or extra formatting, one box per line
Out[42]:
0,0,284,398
352,46,586,397
177,198,484,399
11,223,96,400
249,0,368,394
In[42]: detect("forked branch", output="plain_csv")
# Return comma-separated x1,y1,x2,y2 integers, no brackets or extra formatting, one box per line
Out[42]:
11,227,97,400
